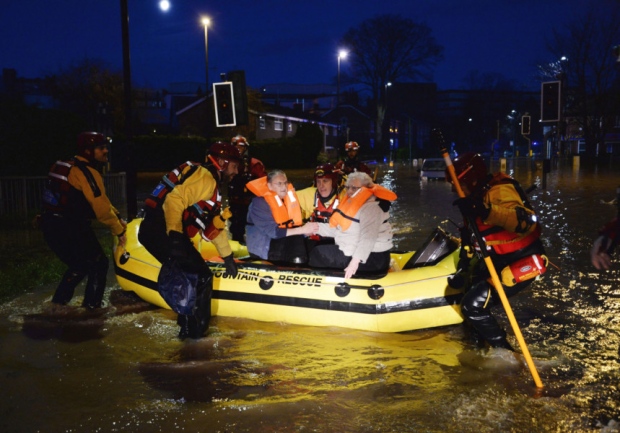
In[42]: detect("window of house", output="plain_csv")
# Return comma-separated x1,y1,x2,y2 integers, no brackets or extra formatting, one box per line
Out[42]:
287,122,293,132
259,118,266,129
274,119,283,131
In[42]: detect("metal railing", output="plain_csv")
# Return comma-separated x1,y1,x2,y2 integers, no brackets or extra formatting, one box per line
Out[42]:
0,173,127,217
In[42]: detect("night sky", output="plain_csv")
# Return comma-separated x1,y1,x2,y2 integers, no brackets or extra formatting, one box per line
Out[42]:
1,0,601,92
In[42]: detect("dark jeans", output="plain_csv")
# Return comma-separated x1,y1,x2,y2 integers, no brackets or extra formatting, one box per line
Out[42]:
268,235,308,264
41,213,108,308
308,244,391,275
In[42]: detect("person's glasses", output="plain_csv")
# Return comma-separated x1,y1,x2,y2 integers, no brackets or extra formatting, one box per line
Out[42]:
345,186,361,192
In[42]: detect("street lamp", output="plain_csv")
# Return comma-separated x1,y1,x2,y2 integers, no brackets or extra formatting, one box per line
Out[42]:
337,50,348,106
201,17,210,95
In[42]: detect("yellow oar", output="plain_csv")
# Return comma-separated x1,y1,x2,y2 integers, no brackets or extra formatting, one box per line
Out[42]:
434,128,543,389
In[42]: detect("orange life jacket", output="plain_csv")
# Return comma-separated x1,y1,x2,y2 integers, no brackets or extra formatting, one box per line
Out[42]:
329,184,397,231
246,177,303,228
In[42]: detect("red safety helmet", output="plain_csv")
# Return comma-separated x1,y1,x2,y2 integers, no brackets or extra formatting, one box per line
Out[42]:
449,152,487,192
231,135,249,147
344,141,360,151
77,132,108,157
208,141,241,171
314,163,340,185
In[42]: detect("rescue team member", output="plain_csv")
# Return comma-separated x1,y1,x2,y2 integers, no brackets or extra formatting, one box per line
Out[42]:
41,132,127,310
297,163,344,251
227,135,267,244
449,152,547,351
335,141,372,177
309,172,396,279
245,170,318,264
591,216,618,270
297,163,343,223
138,142,240,340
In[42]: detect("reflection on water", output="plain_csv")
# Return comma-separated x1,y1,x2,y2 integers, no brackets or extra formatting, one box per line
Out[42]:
1,160,620,432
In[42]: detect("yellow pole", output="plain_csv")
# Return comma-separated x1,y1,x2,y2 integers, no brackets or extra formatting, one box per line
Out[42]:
435,129,543,389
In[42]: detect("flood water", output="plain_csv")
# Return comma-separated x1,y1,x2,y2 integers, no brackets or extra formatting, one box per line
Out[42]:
2,159,620,432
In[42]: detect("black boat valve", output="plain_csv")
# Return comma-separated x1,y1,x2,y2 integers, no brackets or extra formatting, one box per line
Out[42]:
335,282,351,297
367,285,385,300
120,252,130,265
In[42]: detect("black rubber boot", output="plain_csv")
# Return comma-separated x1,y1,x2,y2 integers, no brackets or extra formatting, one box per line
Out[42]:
177,314,194,340
487,333,515,351
52,270,84,305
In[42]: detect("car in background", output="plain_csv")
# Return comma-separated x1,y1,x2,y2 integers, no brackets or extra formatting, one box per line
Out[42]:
419,158,446,180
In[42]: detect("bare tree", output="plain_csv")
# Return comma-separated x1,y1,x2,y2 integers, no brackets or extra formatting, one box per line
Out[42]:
340,14,443,153
52,58,124,136
542,3,620,158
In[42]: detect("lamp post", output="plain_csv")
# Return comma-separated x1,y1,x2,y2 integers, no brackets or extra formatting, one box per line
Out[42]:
201,17,210,95
337,50,348,106
119,0,137,218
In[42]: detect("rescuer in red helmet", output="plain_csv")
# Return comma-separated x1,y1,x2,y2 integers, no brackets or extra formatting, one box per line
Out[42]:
138,141,242,340
41,131,127,311
448,152,547,351
591,203,620,270
335,141,372,177
227,135,267,244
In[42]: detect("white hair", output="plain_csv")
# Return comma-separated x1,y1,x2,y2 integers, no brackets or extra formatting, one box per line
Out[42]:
346,171,373,187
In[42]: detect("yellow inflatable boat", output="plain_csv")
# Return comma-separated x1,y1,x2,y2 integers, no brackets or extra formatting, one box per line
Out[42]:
114,219,465,333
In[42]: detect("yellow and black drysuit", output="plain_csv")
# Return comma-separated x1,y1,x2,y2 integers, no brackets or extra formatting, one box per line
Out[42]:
139,161,234,339
456,172,546,349
41,155,125,309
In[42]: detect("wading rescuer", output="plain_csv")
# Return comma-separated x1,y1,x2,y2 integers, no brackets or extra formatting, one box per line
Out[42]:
227,135,267,244
138,142,240,340
448,152,547,350
41,132,127,310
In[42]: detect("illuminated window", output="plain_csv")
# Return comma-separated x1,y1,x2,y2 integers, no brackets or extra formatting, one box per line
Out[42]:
274,119,283,131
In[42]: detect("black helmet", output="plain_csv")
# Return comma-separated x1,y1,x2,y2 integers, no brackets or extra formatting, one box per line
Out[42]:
449,152,487,192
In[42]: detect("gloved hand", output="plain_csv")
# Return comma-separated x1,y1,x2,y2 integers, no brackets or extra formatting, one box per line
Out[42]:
222,254,238,278
453,196,489,220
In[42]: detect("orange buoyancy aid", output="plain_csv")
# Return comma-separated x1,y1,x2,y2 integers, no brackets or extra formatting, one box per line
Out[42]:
474,173,541,255
329,184,397,231
476,220,541,255
144,161,201,210
246,177,303,228
311,192,340,223
42,158,98,218
182,189,222,240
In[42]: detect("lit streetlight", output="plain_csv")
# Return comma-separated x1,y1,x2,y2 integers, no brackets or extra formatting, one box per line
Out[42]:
337,50,348,106
201,17,210,95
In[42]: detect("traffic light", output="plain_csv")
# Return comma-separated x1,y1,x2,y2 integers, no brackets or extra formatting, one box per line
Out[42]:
227,70,249,126
521,115,531,135
540,81,560,122
213,82,236,127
